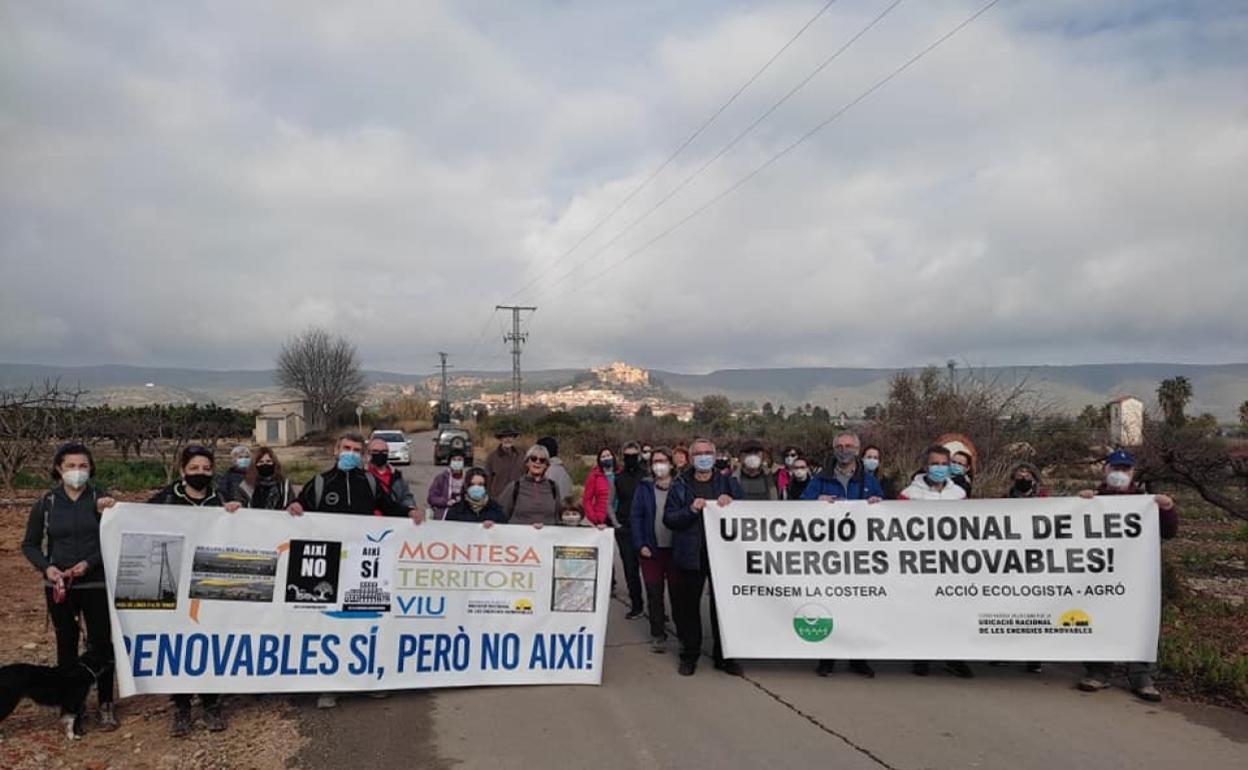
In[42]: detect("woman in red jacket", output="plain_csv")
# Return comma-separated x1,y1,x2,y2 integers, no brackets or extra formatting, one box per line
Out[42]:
581,446,616,527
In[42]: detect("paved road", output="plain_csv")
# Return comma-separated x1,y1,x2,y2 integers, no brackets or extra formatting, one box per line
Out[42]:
294,432,1248,769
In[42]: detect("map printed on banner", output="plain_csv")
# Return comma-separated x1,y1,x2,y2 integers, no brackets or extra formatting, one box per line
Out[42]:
704,496,1162,661
100,504,614,695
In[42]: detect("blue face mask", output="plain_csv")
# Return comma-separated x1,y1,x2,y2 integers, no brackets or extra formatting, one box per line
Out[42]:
337,451,363,472
236,457,251,469
950,462,967,476
927,464,950,483
692,454,716,472
862,458,880,473
466,484,487,501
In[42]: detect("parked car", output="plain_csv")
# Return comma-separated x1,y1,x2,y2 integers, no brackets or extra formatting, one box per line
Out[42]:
369,429,411,465
433,427,472,466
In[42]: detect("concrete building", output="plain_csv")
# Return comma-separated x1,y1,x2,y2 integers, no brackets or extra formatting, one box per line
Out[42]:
254,400,309,447
1108,395,1145,447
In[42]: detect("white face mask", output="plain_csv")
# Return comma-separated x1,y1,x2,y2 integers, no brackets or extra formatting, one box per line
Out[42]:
743,454,762,470
1106,470,1133,489
62,469,90,489
449,459,464,472
651,462,671,478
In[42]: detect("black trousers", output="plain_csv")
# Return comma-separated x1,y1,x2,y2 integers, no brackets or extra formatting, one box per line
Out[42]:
614,528,645,612
671,568,727,665
46,585,114,706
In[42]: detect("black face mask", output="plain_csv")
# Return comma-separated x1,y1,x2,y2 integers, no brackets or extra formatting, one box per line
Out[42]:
184,473,213,492
714,458,730,471
370,452,390,468
623,454,640,471
1014,478,1034,493
598,458,614,470
257,464,277,479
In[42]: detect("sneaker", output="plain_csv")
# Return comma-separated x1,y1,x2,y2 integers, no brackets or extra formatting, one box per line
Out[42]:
98,703,119,732
203,704,226,732
849,660,876,679
714,659,744,676
911,662,930,677
1132,684,1162,702
625,607,645,620
171,707,193,738
316,694,338,709
678,660,697,676
650,636,667,654
1078,676,1110,692
814,660,835,677
1026,662,1043,674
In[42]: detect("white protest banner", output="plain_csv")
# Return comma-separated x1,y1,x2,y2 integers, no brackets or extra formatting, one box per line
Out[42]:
705,496,1161,661
100,503,613,695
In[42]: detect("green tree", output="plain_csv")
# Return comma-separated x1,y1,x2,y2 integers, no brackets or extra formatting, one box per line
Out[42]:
762,401,775,420
1239,400,1248,431
693,395,733,424
1157,376,1193,427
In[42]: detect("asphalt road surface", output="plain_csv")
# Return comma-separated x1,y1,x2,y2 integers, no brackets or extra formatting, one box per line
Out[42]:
293,431,1248,769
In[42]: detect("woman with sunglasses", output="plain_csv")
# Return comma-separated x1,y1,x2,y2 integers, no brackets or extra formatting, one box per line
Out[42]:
498,444,563,526
232,446,294,509
146,445,240,737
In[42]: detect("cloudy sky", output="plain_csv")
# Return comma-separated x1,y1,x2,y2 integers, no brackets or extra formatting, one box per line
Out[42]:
2,0,1245,375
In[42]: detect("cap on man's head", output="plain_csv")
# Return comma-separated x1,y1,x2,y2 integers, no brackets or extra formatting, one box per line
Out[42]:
495,426,519,439
739,438,766,454
536,436,559,457
1106,449,1135,468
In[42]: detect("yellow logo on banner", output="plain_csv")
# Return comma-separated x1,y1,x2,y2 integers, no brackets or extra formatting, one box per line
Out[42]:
1058,609,1092,627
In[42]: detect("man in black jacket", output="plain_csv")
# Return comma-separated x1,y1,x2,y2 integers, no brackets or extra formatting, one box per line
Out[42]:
614,441,648,619
288,433,421,518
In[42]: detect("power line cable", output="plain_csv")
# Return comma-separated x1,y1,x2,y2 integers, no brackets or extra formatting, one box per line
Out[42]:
506,0,844,303
532,0,1002,303
526,0,906,301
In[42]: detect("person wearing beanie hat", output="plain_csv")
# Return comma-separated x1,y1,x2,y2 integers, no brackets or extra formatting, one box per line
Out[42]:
536,436,573,502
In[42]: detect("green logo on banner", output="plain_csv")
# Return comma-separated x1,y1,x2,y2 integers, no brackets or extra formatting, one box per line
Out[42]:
793,604,834,643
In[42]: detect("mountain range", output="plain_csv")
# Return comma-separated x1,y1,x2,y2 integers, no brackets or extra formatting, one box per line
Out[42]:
1,361,1244,421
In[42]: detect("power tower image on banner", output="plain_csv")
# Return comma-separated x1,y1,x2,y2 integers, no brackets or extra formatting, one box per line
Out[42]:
114,532,185,610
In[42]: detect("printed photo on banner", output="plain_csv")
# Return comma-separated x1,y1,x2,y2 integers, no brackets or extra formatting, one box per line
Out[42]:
341,539,393,613
552,545,599,612
284,539,342,606
188,545,279,603
114,532,184,610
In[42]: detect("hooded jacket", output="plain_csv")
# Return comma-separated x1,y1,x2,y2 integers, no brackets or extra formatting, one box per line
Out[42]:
22,483,108,587
899,474,967,500
582,465,615,526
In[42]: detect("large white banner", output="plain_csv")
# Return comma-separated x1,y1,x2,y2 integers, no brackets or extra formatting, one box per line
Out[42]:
100,504,614,695
705,496,1161,661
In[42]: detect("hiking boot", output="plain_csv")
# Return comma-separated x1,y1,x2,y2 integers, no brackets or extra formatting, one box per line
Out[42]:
714,659,744,676
98,703,119,732
1078,676,1111,692
1133,684,1162,702
678,660,697,676
911,662,930,677
171,706,193,738
203,704,227,732
316,694,338,709
1026,662,1043,674
625,607,645,620
815,660,835,677
849,660,876,679
945,661,974,679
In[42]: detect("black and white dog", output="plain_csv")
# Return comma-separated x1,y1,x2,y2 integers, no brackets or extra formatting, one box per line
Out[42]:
0,654,109,739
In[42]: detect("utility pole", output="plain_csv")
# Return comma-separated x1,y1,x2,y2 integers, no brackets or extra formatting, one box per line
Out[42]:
495,305,537,412
437,351,452,420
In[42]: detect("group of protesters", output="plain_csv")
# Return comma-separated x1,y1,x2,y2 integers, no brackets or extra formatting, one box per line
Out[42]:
21,425,1177,737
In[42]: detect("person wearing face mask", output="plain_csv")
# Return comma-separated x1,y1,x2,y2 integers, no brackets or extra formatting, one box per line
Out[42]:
233,447,294,509
217,445,251,503
802,433,881,677
536,436,574,502
774,446,801,498
1007,462,1047,499
714,451,733,476
639,443,654,476
287,433,420,519
781,455,813,500
444,468,508,525
950,450,974,497
485,426,525,500
609,442,648,619
1075,450,1177,702
664,437,744,677
22,443,119,733
631,448,679,651
735,439,777,500
427,447,468,519
582,447,618,529
899,445,968,501
366,436,417,515
146,445,242,735
861,445,898,500
897,445,972,678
